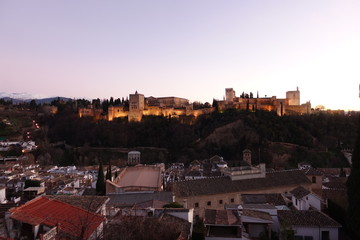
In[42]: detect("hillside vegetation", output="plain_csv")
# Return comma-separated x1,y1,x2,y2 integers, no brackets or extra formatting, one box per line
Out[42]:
34,105,358,168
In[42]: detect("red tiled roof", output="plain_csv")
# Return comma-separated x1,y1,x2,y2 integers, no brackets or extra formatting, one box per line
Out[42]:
10,196,104,239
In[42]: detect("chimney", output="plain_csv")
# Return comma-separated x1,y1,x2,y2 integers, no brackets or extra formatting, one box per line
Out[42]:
183,199,188,209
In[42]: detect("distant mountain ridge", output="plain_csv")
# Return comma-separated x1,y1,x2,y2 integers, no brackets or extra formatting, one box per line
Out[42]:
0,92,71,104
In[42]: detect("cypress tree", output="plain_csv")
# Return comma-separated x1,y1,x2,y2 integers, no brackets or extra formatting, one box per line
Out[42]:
106,164,112,181
347,117,360,238
96,160,105,196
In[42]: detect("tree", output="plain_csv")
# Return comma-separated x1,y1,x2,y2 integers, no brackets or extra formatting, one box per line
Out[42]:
347,117,360,238
96,161,106,195
29,99,37,110
106,163,112,181
162,202,183,208
192,216,206,240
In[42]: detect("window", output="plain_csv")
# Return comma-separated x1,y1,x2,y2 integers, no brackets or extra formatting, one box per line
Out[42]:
207,201,211,206
195,202,199,208
219,200,223,204
312,176,316,183
304,236,313,240
321,231,330,240
230,198,234,203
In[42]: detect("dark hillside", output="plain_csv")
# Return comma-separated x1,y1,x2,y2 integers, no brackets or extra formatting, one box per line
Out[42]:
36,107,358,167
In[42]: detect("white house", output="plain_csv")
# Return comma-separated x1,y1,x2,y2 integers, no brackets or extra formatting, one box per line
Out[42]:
290,186,322,211
0,187,6,203
278,210,341,240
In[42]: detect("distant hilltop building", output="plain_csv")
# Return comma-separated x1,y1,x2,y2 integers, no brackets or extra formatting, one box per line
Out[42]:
79,87,311,122
79,91,213,122
219,87,311,116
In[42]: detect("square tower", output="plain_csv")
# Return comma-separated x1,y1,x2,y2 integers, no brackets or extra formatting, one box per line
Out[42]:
128,91,145,122
225,88,235,103
286,87,300,106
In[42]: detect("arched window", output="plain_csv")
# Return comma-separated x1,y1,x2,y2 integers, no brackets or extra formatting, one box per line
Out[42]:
312,176,316,183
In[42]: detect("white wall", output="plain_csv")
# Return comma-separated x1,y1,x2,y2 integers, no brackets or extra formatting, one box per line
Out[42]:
294,226,338,240
308,194,322,211
292,194,321,211
0,188,6,203
292,196,309,210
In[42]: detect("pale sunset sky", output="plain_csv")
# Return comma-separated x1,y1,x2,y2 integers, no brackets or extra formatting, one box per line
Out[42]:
1,1,360,110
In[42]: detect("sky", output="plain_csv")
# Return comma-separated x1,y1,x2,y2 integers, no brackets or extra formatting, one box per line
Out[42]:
1,1,360,110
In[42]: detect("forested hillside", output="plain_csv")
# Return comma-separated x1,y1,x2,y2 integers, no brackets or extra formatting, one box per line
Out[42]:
34,105,358,168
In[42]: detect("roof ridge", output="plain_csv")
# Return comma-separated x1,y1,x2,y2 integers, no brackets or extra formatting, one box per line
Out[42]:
267,169,300,173
43,196,104,218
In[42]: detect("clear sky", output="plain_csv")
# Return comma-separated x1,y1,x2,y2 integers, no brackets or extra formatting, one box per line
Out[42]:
1,1,360,110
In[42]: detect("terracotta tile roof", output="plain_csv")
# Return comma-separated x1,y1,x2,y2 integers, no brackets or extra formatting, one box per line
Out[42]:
173,169,311,197
44,195,109,214
290,186,310,199
241,193,286,206
9,196,104,239
114,166,162,190
135,199,169,209
204,209,241,225
108,192,173,207
278,210,341,228
242,209,272,221
104,214,191,240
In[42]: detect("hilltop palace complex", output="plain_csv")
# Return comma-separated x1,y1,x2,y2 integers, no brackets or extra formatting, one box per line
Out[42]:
78,88,311,122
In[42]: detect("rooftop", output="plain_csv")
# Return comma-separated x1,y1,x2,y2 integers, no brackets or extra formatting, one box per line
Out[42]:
242,209,272,222
290,186,311,199
10,196,104,239
108,191,173,207
113,165,162,190
204,209,241,225
173,169,310,197
44,195,109,213
278,210,341,228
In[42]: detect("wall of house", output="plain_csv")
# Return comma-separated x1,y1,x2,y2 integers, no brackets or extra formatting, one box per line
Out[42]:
292,196,310,210
293,226,338,240
308,194,322,211
177,183,311,218
0,188,6,203
307,175,323,190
